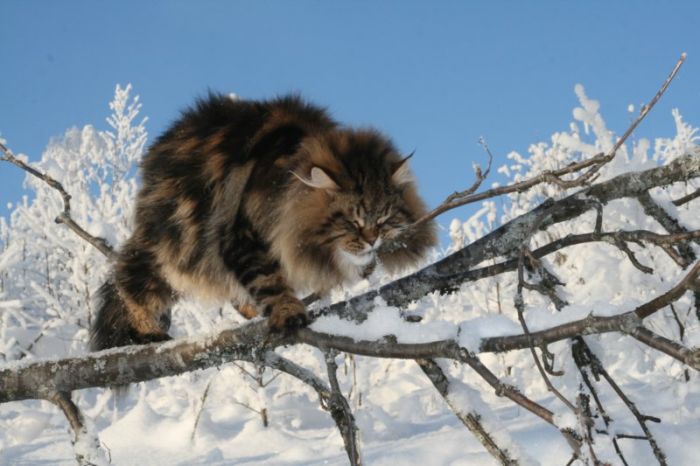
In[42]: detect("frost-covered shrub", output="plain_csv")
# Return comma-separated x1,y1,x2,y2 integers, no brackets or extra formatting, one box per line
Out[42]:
1,84,698,465
449,84,699,402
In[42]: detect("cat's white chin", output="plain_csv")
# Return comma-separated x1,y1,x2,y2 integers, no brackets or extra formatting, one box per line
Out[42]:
338,249,374,267
336,249,375,282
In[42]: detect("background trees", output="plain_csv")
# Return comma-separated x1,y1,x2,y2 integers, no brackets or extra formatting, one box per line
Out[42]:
1,61,699,465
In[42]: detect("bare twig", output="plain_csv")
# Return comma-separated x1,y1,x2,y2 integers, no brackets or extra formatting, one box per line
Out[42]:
520,248,568,310
583,53,686,181
417,359,520,465
191,376,215,443
49,391,106,466
637,191,698,265
261,351,364,465
0,141,117,260
324,350,362,466
669,303,691,381
627,326,700,370
515,249,577,414
576,393,602,466
409,53,686,228
613,237,654,274
672,187,700,206
456,347,583,456
50,391,85,439
572,338,630,466
578,342,668,465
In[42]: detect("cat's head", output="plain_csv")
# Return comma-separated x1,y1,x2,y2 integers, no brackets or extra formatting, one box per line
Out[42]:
284,129,436,285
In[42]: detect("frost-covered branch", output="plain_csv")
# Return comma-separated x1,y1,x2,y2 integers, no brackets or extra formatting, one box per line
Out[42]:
1,148,698,389
48,391,107,466
4,257,698,398
409,53,686,229
417,359,522,465
0,141,117,261
2,64,699,464
515,249,577,414
330,151,700,322
323,350,362,466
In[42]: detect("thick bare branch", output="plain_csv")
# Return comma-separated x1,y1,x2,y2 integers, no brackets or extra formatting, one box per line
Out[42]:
2,172,699,402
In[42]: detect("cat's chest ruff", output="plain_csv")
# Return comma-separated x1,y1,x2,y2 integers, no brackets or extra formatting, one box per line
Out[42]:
335,249,376,283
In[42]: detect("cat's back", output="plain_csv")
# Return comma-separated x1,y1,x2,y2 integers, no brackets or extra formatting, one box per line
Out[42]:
132,94,336,250
142,94,334,174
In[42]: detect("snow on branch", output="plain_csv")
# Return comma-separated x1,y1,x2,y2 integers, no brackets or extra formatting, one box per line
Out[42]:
2,54,699,465
1,149,699,463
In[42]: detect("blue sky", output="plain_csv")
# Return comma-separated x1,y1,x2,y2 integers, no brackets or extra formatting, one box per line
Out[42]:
2,1,699,240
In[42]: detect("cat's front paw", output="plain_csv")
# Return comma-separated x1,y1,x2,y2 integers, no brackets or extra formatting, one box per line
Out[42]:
130,330,172,345
267,297,308,332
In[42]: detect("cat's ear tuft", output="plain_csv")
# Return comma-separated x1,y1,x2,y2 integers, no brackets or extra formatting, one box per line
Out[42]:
292,166,339,190
391,153,415,186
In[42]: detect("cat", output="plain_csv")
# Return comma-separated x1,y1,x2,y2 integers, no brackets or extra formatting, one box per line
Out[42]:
90,94,436,351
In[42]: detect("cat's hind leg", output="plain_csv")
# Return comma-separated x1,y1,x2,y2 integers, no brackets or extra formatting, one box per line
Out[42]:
91,243,175,350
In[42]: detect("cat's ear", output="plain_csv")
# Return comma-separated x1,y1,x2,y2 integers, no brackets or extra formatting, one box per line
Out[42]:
391,152,415,186
291,166,339,190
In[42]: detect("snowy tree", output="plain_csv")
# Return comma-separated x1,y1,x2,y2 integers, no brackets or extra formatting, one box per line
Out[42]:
1,56,699,465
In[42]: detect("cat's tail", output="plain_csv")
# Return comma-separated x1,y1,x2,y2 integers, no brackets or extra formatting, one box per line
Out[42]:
90,280,135,351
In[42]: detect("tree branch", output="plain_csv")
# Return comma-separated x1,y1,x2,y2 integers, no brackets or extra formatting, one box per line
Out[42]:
323,350,362,466
1,98,698,464
48,391,107,466
409,53,686,228
0,141,117,260
672,187,700,206
417,359,521,465
1,153,699,402
627,326,700,370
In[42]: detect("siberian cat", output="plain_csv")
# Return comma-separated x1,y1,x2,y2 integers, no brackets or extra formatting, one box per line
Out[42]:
90,94,436,351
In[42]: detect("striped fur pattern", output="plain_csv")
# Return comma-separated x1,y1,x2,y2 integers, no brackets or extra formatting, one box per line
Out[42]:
90,94,436,350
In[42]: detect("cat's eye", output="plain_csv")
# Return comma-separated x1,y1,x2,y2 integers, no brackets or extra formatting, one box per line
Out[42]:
377,213,392,226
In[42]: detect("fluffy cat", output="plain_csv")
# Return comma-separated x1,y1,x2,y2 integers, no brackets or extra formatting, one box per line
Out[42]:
90,94,436,351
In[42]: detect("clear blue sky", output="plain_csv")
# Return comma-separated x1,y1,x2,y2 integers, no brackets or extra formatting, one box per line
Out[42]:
2,1,699,239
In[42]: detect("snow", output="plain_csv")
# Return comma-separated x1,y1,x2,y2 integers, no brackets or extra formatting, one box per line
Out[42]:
1,84,699,464
458,315,522,351
311,297,457,344
552,411,578,431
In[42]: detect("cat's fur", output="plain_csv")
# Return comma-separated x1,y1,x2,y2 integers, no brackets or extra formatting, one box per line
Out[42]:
90,94,436,351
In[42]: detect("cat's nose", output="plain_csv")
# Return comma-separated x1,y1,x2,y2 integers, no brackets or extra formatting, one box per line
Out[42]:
360,227,379,246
